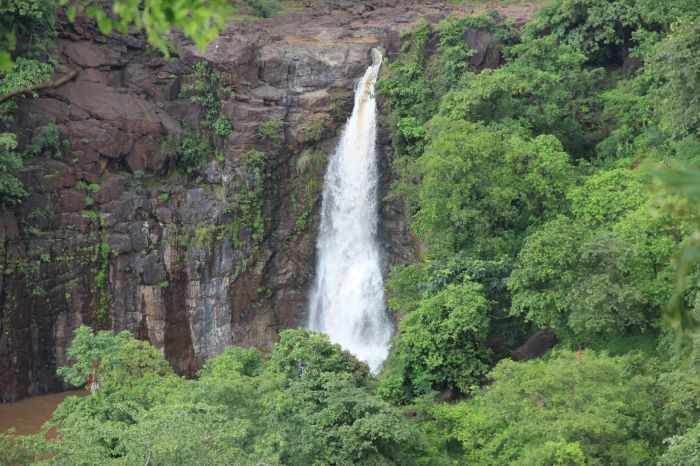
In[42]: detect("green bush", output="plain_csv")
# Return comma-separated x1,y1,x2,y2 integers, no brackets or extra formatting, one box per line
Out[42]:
255,117,284,141
213,114,232,136
176,134,215,174
127,170,146,193
179,61,233,134
24,123,66,159
0,132,27,204
244,0,278,18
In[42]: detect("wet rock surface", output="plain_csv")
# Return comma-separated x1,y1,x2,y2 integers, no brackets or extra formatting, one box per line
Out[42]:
0,2,539,400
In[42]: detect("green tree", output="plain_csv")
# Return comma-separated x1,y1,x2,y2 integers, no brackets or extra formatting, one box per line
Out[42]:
42,328,422,465
523,0,642,65
508,216,649,339
650,20,700,138
409,119,573,257
439,36,603,154
269,329,370,383
382,280,491,401
56,325,133,388
567,168,646,225
509,164,693,341
658,422,700,466
267,371,422,466
430,351,666,465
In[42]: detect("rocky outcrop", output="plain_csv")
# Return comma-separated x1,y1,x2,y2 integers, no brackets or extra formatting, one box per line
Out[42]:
0,2,540,401
511,330,556,361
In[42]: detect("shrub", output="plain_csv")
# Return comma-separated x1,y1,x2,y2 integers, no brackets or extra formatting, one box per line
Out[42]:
213,114,232,136
0,133,26,204
255,117,284,141
24,123,66,159
176,134,215,173
128,170,146,193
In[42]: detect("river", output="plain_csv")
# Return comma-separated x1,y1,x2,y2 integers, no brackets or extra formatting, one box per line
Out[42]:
0,391,87,437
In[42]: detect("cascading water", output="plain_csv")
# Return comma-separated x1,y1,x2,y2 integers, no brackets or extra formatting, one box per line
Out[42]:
308,49,392,372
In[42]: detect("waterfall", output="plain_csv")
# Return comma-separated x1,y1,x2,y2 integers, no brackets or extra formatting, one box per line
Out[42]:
308,49,392,372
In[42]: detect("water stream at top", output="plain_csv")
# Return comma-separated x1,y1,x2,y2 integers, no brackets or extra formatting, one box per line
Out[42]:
308,49,392,372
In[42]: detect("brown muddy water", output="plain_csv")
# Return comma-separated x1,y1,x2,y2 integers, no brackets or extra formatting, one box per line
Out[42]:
0,391,87,437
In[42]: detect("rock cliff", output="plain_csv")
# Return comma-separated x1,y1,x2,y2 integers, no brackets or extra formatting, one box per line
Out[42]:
0,1,536,401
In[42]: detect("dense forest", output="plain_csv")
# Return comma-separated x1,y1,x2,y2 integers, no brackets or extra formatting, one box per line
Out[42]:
3,0,700,464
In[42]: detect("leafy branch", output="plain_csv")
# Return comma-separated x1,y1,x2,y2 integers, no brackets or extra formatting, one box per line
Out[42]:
0,69,79,110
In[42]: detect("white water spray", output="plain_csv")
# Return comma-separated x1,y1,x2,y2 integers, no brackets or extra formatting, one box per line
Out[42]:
308,49,392,372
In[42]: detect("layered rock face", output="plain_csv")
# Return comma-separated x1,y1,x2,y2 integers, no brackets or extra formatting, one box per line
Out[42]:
0,1,527,401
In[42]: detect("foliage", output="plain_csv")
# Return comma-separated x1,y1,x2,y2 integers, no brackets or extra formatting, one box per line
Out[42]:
295,148,325,175
256,117,284,141
0,0,57,204
18,327,424,465
0,132,27,204
176,132,215,174
508,166,692,341
0,432,46,465
0,0,57,71
375,19,435,130
244,0,281,18
2,0,230,70
429,351,700,465
407,120,574,257
383,254,517,405
126,169,146,193
377,0,700,430
179,61,233,134
58,0,232,58
99,338,174,391
268,371,421,466
650,19,700,138
56,325,134,387
0,57,53,112
567,167,645,224
24,123,67,159
383,280,490,401
658,422,700,466
435,15,480,88
270,329,370,383
300,119,328,144
213,113,233,136
523,0,642,64
225,149,267,247
508,217,648,339
439,36,604,155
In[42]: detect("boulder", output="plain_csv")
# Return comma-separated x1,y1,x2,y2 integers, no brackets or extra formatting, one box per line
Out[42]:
512,330,556,361
464,28,501,70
